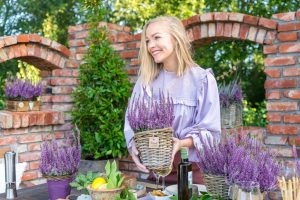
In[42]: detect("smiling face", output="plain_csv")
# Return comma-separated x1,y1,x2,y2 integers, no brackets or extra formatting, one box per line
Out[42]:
145,21,178,70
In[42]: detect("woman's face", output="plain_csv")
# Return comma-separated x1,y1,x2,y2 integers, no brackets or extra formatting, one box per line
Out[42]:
145,21,177,66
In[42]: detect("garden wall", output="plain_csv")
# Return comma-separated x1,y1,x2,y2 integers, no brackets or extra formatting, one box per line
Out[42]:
0,11,299,188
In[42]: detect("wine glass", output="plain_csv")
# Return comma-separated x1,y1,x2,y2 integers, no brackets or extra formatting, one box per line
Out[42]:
153,164,172,190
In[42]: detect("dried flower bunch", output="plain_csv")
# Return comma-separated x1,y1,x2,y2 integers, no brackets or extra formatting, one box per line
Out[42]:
5,77,42,101
40,130,81,177
197,134,281,192
218,79,243,107
127,90,175,132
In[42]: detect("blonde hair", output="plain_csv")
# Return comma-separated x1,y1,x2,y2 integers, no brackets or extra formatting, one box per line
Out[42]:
139,16,195,86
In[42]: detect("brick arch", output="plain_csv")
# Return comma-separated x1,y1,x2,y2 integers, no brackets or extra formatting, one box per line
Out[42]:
0,34,70,69
183,12,277,46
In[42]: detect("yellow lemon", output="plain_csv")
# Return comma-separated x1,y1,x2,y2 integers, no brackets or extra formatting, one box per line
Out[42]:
91,177,107,190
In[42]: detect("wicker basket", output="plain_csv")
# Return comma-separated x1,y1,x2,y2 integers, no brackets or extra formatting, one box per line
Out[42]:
221,103,243,128
204,173,230,199
133,127,173,171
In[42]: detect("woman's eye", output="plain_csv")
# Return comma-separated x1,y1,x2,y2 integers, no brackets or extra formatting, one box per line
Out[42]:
146,40,149,44
154,36,160,40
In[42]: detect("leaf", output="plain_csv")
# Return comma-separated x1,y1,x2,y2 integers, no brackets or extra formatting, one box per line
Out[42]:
105,160,111,177
117,176,124,188
111,160,117,173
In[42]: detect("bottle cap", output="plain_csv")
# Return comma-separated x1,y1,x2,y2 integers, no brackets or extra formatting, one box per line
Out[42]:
181,147,188,159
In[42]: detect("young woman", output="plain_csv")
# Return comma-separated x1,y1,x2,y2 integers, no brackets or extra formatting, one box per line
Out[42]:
124,16,221,183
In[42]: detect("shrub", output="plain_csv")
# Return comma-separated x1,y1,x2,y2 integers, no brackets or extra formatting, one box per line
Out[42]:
243,100,266,127
71,12,131,160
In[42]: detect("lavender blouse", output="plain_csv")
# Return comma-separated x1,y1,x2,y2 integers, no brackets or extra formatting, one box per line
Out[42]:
124,66,221,162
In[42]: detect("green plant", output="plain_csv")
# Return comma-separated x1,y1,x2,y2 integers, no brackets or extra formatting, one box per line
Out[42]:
70,171,100,194
105,160,124,189
243,100,266,127
71,3,131,160
169,192,224,200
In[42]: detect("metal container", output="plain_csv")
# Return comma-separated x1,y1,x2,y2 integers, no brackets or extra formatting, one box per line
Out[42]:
4,151,17,199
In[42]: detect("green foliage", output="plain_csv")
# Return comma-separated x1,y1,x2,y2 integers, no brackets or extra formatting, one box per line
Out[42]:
105,160,124,189
115,187,137,200
243,100,266,127
71,2,131,160
170,192,224,200
70,171,100,194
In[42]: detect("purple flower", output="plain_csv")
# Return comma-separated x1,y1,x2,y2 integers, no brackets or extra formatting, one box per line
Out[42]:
5,78,42,101
219,80,243,107
127,90,175,132
39,130,81,177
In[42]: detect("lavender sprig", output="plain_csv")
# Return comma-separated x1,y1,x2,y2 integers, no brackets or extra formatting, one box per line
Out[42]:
127,90,175,132
219,79,243,107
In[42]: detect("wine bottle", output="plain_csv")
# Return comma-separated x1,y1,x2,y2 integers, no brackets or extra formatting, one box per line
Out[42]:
177,147,192,200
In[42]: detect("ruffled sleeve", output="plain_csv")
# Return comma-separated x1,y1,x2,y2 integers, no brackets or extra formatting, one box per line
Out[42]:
181,69,221,162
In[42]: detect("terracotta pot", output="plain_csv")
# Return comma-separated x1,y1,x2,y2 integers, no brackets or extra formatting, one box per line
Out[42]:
6,100,40,112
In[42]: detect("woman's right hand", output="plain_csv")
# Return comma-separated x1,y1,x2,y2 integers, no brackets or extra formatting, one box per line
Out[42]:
131,141,149,173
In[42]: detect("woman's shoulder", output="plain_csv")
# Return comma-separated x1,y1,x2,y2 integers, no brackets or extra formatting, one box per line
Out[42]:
186,65,215,82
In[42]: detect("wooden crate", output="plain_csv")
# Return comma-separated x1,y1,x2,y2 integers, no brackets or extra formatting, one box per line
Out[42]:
6,100,40,112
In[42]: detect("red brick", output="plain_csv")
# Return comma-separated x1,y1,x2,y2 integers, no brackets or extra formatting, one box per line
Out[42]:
116,32,132,42
51,95,73,103
0,136,17,145
244,15,259,25
21,171,38,181
208,23,216,37
215,22,224,37
0,40,4,48
0,49,8,62
200,13,214,22
289,137,300,147
17,34,29,43
75,31,88,39
130,59,140,66
41,37,51,46
284,90,300,99
214,12,228,21
13,113,21,128
33,45,41,58
200,24,208,38
272,12,295,21
277,32,297,41
58,45,70,57
224,23,232,37
44,112,59,125
266,90,281,99
50,78,78,86
278,23,300,32
29,161,40,170
68,39,86,47
187,15,201,25
231,23,240,38
19,44,27,56
192,25,201,40
240,24,250,40
29,34,41,42
266,102,298,111
279,43,300,53
133,34,141,40
36,113,45,125
46,50,54,62
53,53,61,66
28,143,41,151
264,69,280,78
119,50,138,59
3,36,17,46
111,43,126,51
52,86,74,94
267,125,298,135
13,45,21,58
19,135,42,143
264,56,296,66
247,26,257,41
265,79,296,89
284,114,300,123
7,46,14,59
19,152,40,162
297,11,300,20
255,29,267,44
264,31,276,44
283,68,300,76
267,112,282,122
126,69,138,75
229,13,244,22
21,113,29,127
29,113,37,126
258,18,277,29
123,26,131,33
27,44,35,56
263,45,277,54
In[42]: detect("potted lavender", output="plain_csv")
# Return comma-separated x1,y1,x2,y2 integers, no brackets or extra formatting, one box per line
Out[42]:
39,129,81,200
127,91,174,185
5,77,42,111
219,80,243,128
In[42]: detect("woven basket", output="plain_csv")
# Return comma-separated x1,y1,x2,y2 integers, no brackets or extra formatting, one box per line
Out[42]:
204,173,230,199
221,103,243,128
133,127,173,171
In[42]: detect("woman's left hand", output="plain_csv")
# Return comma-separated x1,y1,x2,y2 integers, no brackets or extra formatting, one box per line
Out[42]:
171,137,182,163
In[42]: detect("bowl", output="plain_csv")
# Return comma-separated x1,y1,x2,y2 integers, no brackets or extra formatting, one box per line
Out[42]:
149,190,173,200
87,184,125,200
165,184,207,196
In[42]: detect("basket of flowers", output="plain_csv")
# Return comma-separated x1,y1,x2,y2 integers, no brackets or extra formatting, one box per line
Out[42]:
127,91,174,171
219,80,243,128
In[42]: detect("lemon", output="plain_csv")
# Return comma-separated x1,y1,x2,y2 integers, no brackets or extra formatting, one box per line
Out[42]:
91,177,107,190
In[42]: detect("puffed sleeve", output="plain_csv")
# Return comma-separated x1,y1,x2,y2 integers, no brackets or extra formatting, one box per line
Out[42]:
124,78,145,155
182,69,221,162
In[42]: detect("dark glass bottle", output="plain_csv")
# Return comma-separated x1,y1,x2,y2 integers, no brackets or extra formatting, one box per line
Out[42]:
177,147,192,200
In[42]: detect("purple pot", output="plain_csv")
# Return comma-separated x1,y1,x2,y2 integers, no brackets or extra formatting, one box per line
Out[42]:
47,177,73,200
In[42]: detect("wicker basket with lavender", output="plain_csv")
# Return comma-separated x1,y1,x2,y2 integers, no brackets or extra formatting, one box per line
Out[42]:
127,91,174,172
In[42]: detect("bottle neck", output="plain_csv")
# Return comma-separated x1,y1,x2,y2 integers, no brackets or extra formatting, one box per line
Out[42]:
181,157,189,162
180,147,189,162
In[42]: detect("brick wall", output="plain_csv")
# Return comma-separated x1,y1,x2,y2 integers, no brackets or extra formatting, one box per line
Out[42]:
0,11,299,187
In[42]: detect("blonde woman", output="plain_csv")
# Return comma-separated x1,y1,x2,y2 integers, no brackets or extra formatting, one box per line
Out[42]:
124,16,221,184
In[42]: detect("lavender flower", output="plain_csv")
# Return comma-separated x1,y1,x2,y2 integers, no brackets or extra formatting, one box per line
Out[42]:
293,145,300,176
219,79,243,107
39,130,81,177
127,90,175,132
5,78,42,101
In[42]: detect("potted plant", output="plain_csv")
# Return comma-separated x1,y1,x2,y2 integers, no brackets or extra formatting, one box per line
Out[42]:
5,77,42,111
218,79,243,128
39,130,81,200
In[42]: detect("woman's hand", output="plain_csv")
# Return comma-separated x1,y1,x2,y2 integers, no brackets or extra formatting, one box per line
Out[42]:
131,141,149,173
171,137,182,163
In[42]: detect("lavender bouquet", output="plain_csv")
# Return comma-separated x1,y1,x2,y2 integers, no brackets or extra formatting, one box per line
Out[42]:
40,130,81,177
219,79,243,107
5,77,42,101
127,91,175,132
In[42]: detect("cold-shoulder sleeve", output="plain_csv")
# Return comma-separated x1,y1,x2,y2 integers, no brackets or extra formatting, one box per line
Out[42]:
181,69,221,162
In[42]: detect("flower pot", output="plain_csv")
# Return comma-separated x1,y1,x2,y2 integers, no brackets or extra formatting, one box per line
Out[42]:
221,103,243,128
87,184,125,200
47,176,73,200
6,100,40,112
203,173,230,199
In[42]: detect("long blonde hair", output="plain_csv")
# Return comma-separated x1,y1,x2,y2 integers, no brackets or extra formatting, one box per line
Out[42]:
139,16,195,86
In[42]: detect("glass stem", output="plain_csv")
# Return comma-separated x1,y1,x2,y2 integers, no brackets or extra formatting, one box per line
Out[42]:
162,176,165,191
156,175,160,189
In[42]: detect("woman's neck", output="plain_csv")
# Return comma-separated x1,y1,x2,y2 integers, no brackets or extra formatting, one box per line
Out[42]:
163,59,178,72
